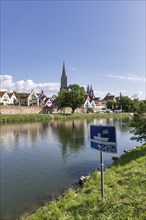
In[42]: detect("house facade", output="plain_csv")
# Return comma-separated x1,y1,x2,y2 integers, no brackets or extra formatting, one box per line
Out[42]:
83,86,107,112
0,91,17,105
83,95,106,112
18,90,39,106
44,98,53,107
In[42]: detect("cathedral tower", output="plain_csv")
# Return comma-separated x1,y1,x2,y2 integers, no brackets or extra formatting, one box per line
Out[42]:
60,62,67,91
86,84,94,99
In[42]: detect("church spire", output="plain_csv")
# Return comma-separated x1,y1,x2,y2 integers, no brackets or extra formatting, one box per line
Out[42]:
60,62,67,91
62,61,66,77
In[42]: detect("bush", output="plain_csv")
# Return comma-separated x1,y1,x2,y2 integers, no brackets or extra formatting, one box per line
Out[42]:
130,111,146,143
87,107,94,113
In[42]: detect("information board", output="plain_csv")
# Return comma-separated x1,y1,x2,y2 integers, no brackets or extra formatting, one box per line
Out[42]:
90,125,117,153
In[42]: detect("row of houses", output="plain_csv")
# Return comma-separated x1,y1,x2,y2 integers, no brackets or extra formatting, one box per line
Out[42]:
83,90,120,111
0,90,55,107
0,89,120,112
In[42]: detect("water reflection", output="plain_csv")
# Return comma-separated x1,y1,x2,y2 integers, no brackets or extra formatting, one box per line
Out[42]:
0,118,131,154
0,123,51,151
50,120,85,158
90,117,130,133
1,117,136,220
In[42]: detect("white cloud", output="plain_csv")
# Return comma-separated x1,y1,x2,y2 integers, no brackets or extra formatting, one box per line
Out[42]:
0,74,145,100
106,73,146,82
0,75,60,97
0,75,14,90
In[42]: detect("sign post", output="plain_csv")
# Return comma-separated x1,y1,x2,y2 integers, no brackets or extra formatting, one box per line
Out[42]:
90,125,117,199
100,151,104,198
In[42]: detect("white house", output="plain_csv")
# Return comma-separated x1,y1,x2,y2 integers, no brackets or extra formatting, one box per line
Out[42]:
18,90,39,106
44,98,53,107
83,96,92,109
0,91,17,105
8,93,18,105
83,96,106,112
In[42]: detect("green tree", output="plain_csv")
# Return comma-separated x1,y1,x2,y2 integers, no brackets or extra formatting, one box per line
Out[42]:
57,84,85,112
119,96,132,112
130,110,146,143
13,91,20,99
56,89,71,108
106,100,116,110
139,100,146,112
13,91,20,105
130,99,142,112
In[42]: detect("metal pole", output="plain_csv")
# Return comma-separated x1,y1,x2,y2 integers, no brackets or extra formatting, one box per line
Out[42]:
100,151,104,198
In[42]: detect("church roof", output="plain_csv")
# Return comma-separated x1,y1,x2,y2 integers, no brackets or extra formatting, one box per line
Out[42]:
60,62,67,90
62,62,67,77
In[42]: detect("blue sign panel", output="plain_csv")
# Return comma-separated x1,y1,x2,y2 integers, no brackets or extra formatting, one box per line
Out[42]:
90,125,117,153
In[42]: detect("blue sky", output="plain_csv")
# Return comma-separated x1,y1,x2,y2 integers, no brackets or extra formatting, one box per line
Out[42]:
1,0,145,99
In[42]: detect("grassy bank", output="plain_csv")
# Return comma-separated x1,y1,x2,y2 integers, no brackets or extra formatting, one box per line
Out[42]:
0,114,52,124
0,113,129,124
22,144,146,220
53,112,128,120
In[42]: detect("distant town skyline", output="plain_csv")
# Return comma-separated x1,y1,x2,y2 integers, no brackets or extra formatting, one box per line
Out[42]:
1,1,145,99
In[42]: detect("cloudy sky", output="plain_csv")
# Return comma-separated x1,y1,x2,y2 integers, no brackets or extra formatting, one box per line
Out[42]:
1,1,145,99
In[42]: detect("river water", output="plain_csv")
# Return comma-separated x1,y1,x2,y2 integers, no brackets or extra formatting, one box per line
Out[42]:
1,117,138,219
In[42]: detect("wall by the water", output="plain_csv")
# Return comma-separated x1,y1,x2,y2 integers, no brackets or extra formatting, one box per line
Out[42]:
0,106,49,114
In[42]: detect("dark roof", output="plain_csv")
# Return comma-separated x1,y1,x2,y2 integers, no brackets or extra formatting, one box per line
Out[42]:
0,91,6,97
104,95,115,101
18,93,30,98
7,93,14,98
93,97,101,101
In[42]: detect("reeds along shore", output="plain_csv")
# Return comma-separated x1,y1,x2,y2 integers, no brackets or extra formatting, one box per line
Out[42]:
0,113,129,124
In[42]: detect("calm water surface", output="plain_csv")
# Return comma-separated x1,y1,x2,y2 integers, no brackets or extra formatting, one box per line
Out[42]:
1,118,137,219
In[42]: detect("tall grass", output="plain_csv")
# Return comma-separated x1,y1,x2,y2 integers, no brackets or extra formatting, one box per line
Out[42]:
53,113,129,120
0,114,52,124
0,113,129,124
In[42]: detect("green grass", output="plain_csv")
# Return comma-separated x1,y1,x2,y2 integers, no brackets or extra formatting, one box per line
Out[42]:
21,144,146,220
0,113,129,124
0,114,52,124
53,113,129,120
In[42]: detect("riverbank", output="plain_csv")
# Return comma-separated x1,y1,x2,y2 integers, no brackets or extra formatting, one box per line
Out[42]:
21,144,146,220
0,112,129,124
0,114,52,124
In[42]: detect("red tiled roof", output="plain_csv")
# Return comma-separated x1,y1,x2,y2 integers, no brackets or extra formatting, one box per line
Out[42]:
0,91,6,97
7,93,13,98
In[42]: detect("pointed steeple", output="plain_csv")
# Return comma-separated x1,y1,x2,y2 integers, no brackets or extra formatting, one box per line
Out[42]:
90,85,92,92
41,90,44,96
60,62,67,91
89,85,94,98
87,85,90,93
62,61,66,77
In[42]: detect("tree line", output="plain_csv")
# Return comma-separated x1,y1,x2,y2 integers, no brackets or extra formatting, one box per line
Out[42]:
106,96,146,112
57,84,146,113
